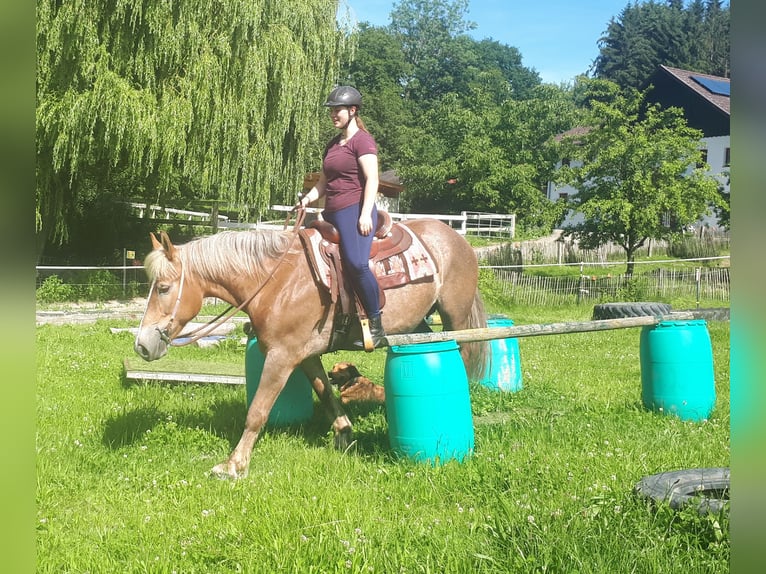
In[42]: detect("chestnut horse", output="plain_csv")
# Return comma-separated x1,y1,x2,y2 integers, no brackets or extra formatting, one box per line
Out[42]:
134,218,488,479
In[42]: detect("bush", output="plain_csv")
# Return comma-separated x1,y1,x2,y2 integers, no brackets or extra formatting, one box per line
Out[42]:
74,270,122,301
615,276,649,302
36,275,76,304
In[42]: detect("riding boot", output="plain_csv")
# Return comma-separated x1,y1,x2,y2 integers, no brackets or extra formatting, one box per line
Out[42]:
353,314,387,350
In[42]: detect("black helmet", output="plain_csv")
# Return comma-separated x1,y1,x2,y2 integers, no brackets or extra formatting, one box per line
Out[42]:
323,85,362,108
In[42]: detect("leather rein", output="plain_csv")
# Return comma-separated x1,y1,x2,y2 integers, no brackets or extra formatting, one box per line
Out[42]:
151,209,306,347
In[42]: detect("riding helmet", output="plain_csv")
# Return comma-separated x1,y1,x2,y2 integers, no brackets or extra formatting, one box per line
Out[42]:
323,86,362,108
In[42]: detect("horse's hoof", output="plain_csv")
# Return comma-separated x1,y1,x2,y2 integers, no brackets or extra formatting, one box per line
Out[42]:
334,428,355,453
210,461,247,480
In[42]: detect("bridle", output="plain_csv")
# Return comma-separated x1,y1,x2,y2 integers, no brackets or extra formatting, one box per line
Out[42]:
138,209,307,347
136,261,187,346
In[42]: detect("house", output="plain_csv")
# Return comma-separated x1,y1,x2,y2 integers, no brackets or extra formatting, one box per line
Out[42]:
547,65,730,228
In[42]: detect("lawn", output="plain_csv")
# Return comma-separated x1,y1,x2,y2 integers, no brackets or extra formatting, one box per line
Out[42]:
36,304,729,573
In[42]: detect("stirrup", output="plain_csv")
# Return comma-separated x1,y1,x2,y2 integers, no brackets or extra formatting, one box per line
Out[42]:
359,317,375,352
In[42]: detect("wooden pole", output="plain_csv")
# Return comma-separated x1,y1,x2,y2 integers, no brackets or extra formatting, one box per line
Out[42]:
384,312,696,347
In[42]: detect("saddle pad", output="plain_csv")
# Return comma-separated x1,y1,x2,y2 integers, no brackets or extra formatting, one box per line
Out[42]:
373,224,435,289
300,223,436,294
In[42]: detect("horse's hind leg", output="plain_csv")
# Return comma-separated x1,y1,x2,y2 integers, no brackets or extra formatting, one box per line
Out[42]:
300,355,354,451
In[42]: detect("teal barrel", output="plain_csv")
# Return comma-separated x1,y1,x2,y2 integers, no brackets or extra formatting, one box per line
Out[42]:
245,337,314,427
479,315,523,392
384,340,474,464
639,320,716,422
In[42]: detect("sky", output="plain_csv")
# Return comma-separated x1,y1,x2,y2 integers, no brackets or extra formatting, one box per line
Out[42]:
343,0,631,85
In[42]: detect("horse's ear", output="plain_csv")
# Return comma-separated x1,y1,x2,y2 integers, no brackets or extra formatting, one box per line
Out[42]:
150,232,162,250
159,230,177,260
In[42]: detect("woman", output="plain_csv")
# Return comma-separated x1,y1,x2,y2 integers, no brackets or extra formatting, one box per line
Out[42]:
296,86,386,349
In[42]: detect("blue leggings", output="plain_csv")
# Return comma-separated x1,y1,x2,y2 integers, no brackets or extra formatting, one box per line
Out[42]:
323,204,381,319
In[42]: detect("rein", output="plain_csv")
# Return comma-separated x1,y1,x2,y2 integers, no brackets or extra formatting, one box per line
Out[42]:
162,208,307,347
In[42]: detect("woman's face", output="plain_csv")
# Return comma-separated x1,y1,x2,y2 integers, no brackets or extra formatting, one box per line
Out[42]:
328,105,355,128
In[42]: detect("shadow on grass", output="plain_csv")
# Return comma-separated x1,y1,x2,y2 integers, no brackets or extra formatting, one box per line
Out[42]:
102,392,393,460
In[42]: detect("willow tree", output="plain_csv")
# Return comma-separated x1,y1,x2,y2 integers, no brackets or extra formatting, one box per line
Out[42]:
36,0,351,254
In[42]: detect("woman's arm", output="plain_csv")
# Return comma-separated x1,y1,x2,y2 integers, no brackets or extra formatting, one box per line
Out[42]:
357,153,379,236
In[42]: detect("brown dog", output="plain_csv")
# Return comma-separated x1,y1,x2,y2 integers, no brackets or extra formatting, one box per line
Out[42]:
328,362,386,405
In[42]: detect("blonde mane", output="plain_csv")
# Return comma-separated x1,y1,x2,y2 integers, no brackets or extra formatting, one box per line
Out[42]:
144,230,294,283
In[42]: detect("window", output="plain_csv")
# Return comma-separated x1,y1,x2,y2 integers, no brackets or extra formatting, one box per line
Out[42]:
558,192,569,200
724,147,730,167
697,149,708,169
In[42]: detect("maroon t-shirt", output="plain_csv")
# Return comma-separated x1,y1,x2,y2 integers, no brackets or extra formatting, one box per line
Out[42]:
322,130,378,213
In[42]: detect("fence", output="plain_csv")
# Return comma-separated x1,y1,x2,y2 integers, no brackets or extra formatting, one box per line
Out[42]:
486,264,730,306
510,229,730,265
36,258,730,307
268,206,516,238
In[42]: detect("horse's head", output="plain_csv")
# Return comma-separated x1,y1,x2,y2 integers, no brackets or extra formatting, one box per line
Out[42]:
134,231,204,361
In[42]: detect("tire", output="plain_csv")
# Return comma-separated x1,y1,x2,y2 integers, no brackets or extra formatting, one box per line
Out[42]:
634,467,730,515
592,302,672,320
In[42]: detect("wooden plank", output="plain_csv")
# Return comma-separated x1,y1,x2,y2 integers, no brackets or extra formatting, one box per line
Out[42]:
384,311,696,347
123,358,245,385
124,369,245,385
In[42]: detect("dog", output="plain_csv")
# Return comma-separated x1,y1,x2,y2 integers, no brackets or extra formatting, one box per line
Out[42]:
328,362,385,405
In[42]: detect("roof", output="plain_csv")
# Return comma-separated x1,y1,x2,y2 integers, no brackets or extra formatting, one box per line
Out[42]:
654,65,729,116
553,126,591,143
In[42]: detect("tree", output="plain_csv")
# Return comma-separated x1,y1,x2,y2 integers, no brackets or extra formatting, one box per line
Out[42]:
399,82,576,231
556,79,722,275
389,0,476,103
593,1,730,89
36,0,350,258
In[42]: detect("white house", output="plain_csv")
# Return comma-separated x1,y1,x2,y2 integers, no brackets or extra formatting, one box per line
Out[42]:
548,65,730,229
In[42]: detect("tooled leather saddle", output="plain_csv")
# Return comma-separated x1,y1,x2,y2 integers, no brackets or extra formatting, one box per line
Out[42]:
298,210,436,349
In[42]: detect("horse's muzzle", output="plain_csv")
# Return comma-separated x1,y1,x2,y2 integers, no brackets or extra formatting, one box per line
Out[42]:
134,327,169,361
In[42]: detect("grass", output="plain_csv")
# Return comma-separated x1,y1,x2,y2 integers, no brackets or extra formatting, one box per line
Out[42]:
36,305,729,573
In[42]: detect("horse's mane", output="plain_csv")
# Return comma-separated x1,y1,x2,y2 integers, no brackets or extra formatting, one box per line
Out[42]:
144,230,294,283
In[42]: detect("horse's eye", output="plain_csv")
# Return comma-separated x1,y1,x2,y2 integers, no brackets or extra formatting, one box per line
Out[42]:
157,284,171,295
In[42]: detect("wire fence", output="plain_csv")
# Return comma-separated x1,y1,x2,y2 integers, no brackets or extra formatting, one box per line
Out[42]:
36,254,730,308
486,265,730,307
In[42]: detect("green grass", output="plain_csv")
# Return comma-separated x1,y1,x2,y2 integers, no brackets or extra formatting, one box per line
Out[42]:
37,306,729,573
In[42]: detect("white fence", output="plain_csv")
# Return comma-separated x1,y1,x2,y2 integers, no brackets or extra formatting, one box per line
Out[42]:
125,201,516,237
268,206,515,238
127,202,230,223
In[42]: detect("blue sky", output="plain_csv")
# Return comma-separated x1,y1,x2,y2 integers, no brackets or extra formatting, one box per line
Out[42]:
343,0,631,84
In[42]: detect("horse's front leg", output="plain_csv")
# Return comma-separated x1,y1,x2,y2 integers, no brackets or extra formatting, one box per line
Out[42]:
301,355,354,451
210,359,292,480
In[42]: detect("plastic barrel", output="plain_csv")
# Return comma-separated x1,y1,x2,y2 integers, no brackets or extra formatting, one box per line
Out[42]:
479,315,523,392
245,337,314,427
384,340,474,464
639,320,716,422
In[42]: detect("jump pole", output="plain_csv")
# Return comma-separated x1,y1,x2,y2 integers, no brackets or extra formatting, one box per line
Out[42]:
384,311,696,347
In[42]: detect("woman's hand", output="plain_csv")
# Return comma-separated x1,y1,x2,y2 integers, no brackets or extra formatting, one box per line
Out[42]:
358,212,373,236
294,191,310,211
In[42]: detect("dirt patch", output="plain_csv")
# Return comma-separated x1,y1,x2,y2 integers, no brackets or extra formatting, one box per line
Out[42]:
36,298,148,326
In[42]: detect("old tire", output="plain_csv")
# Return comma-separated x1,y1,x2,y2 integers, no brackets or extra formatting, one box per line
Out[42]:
634,467,729,515
592,302,672,320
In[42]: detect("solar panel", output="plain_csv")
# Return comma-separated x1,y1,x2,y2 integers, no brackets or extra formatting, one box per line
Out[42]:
690,75,730,96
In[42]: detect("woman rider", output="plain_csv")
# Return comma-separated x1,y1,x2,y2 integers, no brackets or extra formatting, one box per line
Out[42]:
296,86,386,349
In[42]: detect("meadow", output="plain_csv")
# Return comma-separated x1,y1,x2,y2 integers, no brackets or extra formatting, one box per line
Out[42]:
36,303,729,573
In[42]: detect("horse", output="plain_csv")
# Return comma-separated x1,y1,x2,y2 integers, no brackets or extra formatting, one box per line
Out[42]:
134,217,488,479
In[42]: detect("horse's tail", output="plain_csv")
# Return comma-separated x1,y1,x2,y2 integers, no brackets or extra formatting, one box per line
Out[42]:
462,288,489,382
